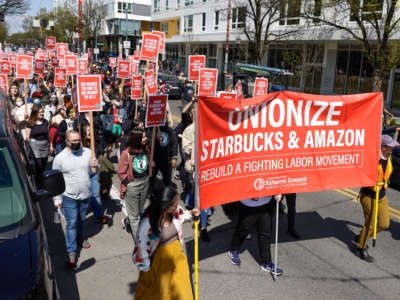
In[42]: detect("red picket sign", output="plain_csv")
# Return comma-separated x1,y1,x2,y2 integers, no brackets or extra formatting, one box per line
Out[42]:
197,91,383,209
140,33,160,62
51,56,59,67
131,75,143,99
1,61,11,74
54,68,67,87
133,50,141,61
58,55,66,68
9,53,17,68
78,59,87,74
235,80,243,99
144,70,157,95
117,57,123,66
128,55,136,64
152,31,165,54
253,78,269,97
188,55,206,81
198,68,218,97
0,74,8,94
130,62,138,75
66,55,78,75
109,57,116,68
145,94,168,127
35,49,46,60
34,59,45,74
76,75,103,112
117,61,130,79
56,43,68,58
16,55,33,79
218,91,236,101
47,37,56,50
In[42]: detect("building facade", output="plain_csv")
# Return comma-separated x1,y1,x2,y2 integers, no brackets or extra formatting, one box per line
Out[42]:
150,0,400,111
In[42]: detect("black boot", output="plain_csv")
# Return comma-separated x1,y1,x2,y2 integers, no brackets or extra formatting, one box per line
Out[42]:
355,248,374,263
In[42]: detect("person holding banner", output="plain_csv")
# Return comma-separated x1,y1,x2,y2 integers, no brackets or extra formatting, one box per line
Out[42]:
228,195,283,276
133,183,200,300
355,135,398,262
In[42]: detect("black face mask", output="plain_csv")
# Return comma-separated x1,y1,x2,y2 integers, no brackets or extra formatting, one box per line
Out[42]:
70,142,81,151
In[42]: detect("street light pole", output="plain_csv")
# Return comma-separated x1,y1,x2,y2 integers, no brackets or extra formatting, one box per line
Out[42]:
95,20,98,61
224,0,232,75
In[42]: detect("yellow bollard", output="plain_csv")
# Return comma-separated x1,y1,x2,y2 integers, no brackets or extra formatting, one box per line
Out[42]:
194,220,199,300
373,181,384,247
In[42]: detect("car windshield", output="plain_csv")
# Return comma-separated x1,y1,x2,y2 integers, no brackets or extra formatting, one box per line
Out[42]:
0,141,27,233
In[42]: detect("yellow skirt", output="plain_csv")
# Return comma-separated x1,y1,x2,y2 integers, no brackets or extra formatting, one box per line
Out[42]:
134,239,194,300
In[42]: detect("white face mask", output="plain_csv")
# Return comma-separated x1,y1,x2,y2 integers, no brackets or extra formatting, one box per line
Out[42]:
16,101,23,107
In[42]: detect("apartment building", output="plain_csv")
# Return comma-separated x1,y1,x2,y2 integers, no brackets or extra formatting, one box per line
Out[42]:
150,0,400,111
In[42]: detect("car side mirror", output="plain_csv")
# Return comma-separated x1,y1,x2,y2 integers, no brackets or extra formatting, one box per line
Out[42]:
35,169,65,201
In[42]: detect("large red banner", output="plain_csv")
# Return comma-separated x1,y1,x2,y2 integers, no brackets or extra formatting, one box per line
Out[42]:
54,68,67,87
145,94,168,127
254,78,268,97
144,70,157,95
47,37,56,50
197,91,383,209
117,61,130,79
131,75,143,99
198,68,218,97
140,33,160,62
188,55,206,81
16,55,33,78
0,74,8,94
76,75,103,112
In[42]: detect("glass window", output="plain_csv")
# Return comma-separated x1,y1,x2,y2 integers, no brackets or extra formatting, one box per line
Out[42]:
177,20,180,34
118,2,122,13
313,0,322,23
184,15,193,32
127,3,132,14
162,22,169,35
177,0,180,8
185,0,193,6
232,7,246,29
214,11,219,30
202,13,206,31
209,44,217,57
166,0,169,10
154,0,159,13
0,142,27,230
279,0,301,25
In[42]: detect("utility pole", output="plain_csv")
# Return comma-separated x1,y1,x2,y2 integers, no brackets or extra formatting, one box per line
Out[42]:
95,19,99,61
224,0,232,75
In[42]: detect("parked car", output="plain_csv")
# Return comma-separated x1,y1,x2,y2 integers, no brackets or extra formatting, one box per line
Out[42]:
158,73,183,99
0,92,65,299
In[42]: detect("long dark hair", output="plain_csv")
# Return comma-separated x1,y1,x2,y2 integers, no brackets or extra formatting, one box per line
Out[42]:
27,104,44,127
81,124,91,147
127,128,146,153
144,183,178,235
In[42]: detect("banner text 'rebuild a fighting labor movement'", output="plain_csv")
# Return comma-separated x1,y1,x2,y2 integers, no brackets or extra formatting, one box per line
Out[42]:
197,91,382,209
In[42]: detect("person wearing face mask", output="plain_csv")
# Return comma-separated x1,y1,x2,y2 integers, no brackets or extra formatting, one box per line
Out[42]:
52,130,98,268
11,96,33,137
117,128,151,241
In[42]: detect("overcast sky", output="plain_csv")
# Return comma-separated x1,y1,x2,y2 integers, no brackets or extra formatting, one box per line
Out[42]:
6,0,54,34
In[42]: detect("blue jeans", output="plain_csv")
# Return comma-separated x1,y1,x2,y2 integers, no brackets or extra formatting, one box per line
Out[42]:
90,173,103,218
55,143,63,155
185,189,210,228
62,195,89,253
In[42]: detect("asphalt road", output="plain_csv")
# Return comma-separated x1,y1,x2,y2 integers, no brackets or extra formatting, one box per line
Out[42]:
40,98,400,300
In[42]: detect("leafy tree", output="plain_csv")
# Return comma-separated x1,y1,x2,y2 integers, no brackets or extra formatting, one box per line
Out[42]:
302,0,400,91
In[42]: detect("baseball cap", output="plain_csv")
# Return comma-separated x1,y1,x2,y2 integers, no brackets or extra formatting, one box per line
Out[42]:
381,135,399,148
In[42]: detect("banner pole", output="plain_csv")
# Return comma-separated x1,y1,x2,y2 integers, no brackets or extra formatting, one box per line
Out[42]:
24,78,28,115
273,199,279,282
373,167,381,247
194,96,199,300
149,126,156,177
88,111,96,173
